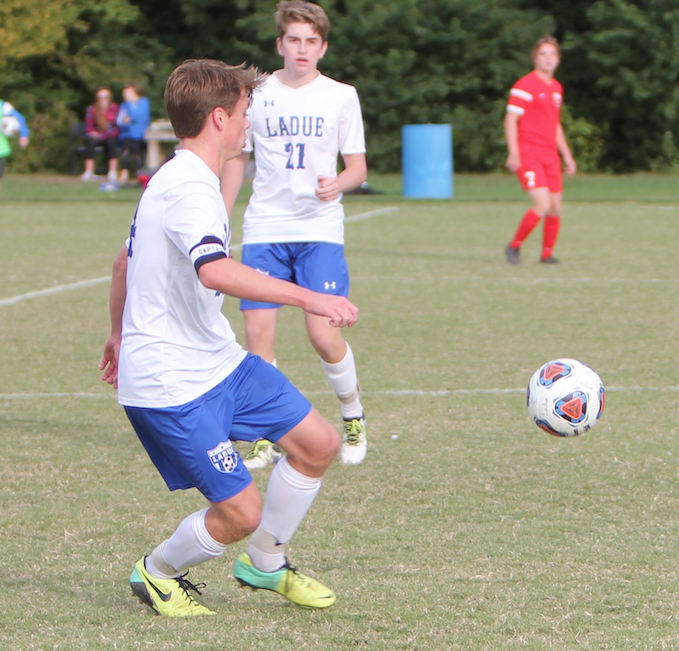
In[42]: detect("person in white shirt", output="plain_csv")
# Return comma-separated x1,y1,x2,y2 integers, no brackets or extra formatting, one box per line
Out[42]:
99,58,358,617
221,0,368,469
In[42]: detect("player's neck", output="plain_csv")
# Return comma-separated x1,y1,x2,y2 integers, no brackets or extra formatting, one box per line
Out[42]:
177,138,222,177
275,68,321,89
534,69,554,84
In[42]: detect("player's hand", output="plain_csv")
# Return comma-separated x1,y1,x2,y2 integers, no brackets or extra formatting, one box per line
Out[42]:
564,156,577,175
99,334,121,388
306,294,358,328
505,153,521,173
316,175,341,202
19,136,28,149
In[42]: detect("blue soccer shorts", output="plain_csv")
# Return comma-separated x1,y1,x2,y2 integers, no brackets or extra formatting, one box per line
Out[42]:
240,242,350,310
124,354,312,503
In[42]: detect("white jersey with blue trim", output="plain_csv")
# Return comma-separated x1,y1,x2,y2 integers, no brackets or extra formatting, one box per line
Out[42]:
118,149,246,408
243,72,366,245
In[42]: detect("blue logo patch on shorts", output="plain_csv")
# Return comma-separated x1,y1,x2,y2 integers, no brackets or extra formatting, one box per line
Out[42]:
207,440,238,473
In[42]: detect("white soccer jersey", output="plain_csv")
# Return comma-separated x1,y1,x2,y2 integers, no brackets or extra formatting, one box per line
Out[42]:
118,149,246,408
243,72,366,245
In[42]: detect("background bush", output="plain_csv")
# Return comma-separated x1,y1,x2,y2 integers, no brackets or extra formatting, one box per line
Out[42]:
1,0,677,174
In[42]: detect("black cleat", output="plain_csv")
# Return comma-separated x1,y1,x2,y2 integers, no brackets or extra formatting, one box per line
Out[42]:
540,256,560,264
505,245,520,264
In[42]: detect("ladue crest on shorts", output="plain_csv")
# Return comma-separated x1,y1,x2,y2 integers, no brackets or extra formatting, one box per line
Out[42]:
207,440,238,473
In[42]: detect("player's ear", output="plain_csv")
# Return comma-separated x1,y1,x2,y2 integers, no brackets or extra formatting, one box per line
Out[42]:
276,37,283,56
320,41,328,59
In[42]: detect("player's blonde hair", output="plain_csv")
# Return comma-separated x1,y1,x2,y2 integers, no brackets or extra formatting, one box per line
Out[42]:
164,59,265,138
531,35,561,60
275,0,330,42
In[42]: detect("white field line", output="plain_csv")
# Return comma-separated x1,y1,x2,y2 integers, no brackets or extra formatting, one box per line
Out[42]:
0,207,399,309
1,385,678,400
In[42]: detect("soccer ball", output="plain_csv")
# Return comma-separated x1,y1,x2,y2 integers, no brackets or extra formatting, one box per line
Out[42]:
1,115,20,137
526,358,605,437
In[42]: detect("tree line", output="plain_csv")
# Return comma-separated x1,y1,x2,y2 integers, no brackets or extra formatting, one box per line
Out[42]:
1,0,677,174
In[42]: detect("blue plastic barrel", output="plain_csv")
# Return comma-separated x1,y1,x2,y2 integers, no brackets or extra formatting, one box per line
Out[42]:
402,124,453,198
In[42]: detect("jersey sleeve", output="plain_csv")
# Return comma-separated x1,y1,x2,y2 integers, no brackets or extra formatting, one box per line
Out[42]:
338,86,366,155
506,81,533,117
164,184,229,272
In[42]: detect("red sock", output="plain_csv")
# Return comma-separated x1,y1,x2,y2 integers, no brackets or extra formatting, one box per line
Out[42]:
510,209,541,248
542,215,561,259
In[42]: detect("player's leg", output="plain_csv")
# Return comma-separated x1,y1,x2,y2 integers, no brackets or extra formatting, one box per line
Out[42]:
540,154,564,263
506,154,550,263
240,242,291,468
229,356,340,608
243,307,279,363
305,314,366,464
133,484,261,617
297,242,366,464
124,382,259,617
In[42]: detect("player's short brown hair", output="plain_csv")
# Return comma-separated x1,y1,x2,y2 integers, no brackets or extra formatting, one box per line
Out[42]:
164,59,265,138
275,0,330,42
531,35,561,60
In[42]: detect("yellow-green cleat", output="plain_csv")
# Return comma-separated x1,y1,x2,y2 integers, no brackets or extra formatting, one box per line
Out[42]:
340,416,367,465
129,557,216,617
233,552,336,609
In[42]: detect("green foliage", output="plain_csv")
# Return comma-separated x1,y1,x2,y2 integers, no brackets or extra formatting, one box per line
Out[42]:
562,0,679,171
1,0,677,173
559,105,604,173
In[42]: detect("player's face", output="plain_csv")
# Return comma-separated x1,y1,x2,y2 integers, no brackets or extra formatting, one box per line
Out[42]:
276,21,328,79
533,44,560,76
221,93,250,159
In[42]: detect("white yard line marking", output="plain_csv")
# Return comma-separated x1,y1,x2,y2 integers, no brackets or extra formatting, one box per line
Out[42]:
345,206,399,223
0,207,398,308
0,277,110,307
1,385,677,400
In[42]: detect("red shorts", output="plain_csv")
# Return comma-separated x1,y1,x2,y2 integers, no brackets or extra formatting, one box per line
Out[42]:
516,145,562,193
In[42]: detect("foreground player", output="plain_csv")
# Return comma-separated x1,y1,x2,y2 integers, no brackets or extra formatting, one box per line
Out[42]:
504,35,576,264
99,59,359,616
220,0,368,468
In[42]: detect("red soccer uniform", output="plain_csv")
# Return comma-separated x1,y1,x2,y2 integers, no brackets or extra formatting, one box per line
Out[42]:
507,71,563,192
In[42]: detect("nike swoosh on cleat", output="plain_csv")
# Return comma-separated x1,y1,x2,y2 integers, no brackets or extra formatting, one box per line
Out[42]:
146,578,172,602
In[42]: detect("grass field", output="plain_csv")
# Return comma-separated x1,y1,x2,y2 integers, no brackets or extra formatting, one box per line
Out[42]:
1,172,679,650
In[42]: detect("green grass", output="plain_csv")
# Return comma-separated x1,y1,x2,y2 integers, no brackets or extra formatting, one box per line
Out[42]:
1,173,679,650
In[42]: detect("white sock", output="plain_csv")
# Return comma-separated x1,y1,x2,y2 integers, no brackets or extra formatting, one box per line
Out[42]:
146,508,228,577
108,170,117,182
320,343,363,419
247,456,321,572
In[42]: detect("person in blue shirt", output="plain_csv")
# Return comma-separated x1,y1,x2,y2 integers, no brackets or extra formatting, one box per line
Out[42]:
116,82,150,184
0,98,29,189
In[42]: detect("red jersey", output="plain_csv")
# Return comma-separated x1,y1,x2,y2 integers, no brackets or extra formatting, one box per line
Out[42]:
506,71,562,148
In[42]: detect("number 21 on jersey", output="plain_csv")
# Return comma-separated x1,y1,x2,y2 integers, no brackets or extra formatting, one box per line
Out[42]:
285,142,306,169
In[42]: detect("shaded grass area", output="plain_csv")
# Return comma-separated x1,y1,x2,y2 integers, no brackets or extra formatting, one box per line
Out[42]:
1,170,677,203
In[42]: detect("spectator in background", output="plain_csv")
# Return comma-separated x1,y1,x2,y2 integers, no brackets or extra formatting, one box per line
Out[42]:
0,97,30,190
117,82,151,184
82,87,119,183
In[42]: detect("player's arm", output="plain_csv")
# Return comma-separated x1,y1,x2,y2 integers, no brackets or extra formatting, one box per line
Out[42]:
504,111,521,172
556,124,576,175
220,151,250,215
316,153,367,202
99,244,128,387
198,257,358,328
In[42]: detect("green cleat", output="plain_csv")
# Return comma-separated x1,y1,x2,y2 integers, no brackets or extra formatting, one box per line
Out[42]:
243,439,284,470
233,552,336,609
129,557,216,617
340,416,367,465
